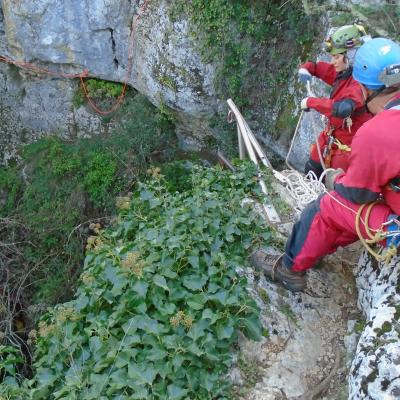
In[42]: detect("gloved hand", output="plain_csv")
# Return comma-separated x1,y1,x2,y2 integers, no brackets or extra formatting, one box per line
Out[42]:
324,168,344,191
298,68,312,84
300,97,310,111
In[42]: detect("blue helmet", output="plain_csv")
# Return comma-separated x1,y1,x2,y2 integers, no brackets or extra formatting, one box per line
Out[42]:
353,38,400,89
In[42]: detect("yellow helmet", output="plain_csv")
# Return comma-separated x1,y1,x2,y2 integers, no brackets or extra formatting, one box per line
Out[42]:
324,24,367,55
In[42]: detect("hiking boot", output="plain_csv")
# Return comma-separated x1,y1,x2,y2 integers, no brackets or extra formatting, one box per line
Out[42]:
250,249,306,292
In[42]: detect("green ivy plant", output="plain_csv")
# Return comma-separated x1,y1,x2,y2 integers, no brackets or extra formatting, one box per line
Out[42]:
0,345,23,387
73,78,126,108
26,162,272,399
0,93,176,305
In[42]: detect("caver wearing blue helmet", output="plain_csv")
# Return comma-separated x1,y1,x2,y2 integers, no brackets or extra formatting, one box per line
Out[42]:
353,37,400,90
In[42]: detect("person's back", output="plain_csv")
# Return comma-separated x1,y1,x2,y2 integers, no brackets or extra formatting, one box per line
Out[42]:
335,92,400,214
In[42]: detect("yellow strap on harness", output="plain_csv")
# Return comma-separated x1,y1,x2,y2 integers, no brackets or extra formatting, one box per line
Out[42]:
333,139,351,152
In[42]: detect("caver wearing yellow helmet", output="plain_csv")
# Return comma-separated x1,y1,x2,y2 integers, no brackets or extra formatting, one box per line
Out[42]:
324,24,367,56
297,24,373,178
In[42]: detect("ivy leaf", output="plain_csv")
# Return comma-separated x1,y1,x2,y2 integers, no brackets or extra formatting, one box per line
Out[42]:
147,345,168,361
205,199,219,209
187,342,204,357
216,324,234,340
140,190,154,201
201,308,219,324
167,384,188,400
36,368,56,386
134,315,162,335
200,372,217,392
241,314,262,341
114,351,131,368
124,334,141,346
132,281,148,298
182,274,208,291
146,229,158,241
128,363,157,385
187,254,199,269
130,386,149,399
171,354,184,370
154,300,176,316
153,274,169,292
75,294,89,311
89,336,102,353
109,369,129,390
160,267,177,279
162,335,178,349
207,266,220,276
187,294,207,310
87,373,109,397
207,282,220,293
209,289,229,305
187,322,205,341
149,198,162,209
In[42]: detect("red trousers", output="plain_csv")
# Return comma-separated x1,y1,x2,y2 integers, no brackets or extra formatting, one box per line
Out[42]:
283,191,392,272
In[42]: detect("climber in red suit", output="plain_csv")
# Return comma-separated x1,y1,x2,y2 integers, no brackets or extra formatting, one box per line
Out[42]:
252,38,400,292
298,24,373,177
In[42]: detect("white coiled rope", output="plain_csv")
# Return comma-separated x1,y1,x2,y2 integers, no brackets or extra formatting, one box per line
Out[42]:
278,81,333,213
276,170,325,214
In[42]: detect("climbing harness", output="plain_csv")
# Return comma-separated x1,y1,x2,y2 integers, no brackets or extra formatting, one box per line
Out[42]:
0,0,150,115
322,192,400,264
354,202,400,263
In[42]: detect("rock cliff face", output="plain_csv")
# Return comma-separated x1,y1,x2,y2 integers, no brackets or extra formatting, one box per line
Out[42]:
0,0,218,163
349,252,400,399
0,0,395,167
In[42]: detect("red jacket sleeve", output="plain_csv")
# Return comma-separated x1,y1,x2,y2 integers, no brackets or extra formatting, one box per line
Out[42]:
307,79,366,119
300,61,336,86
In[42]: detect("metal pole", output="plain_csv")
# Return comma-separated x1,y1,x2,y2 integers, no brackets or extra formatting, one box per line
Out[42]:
227,99,281,224
238,124,246,159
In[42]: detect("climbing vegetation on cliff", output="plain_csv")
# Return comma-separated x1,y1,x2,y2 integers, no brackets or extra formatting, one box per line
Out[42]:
0,93,176,325
171,0,317,99
170,0,319,155
2,162,272,399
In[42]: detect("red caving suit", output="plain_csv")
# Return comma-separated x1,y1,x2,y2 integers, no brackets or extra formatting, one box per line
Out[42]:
283,94,400,272
301,61,373,172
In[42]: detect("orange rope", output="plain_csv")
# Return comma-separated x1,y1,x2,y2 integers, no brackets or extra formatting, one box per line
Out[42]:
80,0,150,115
0,55,89,78
0,0,150,116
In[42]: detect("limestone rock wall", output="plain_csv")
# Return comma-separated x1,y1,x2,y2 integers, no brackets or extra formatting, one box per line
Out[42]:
349,252,400,399
0,0,393,168
0,0,218,163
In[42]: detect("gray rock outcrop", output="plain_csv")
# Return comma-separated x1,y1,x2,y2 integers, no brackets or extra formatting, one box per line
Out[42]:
0,0,218,163
349,252,400,399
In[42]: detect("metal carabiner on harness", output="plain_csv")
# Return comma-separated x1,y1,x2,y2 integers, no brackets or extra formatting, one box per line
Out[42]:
389,177,400,193
323,135,335,159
